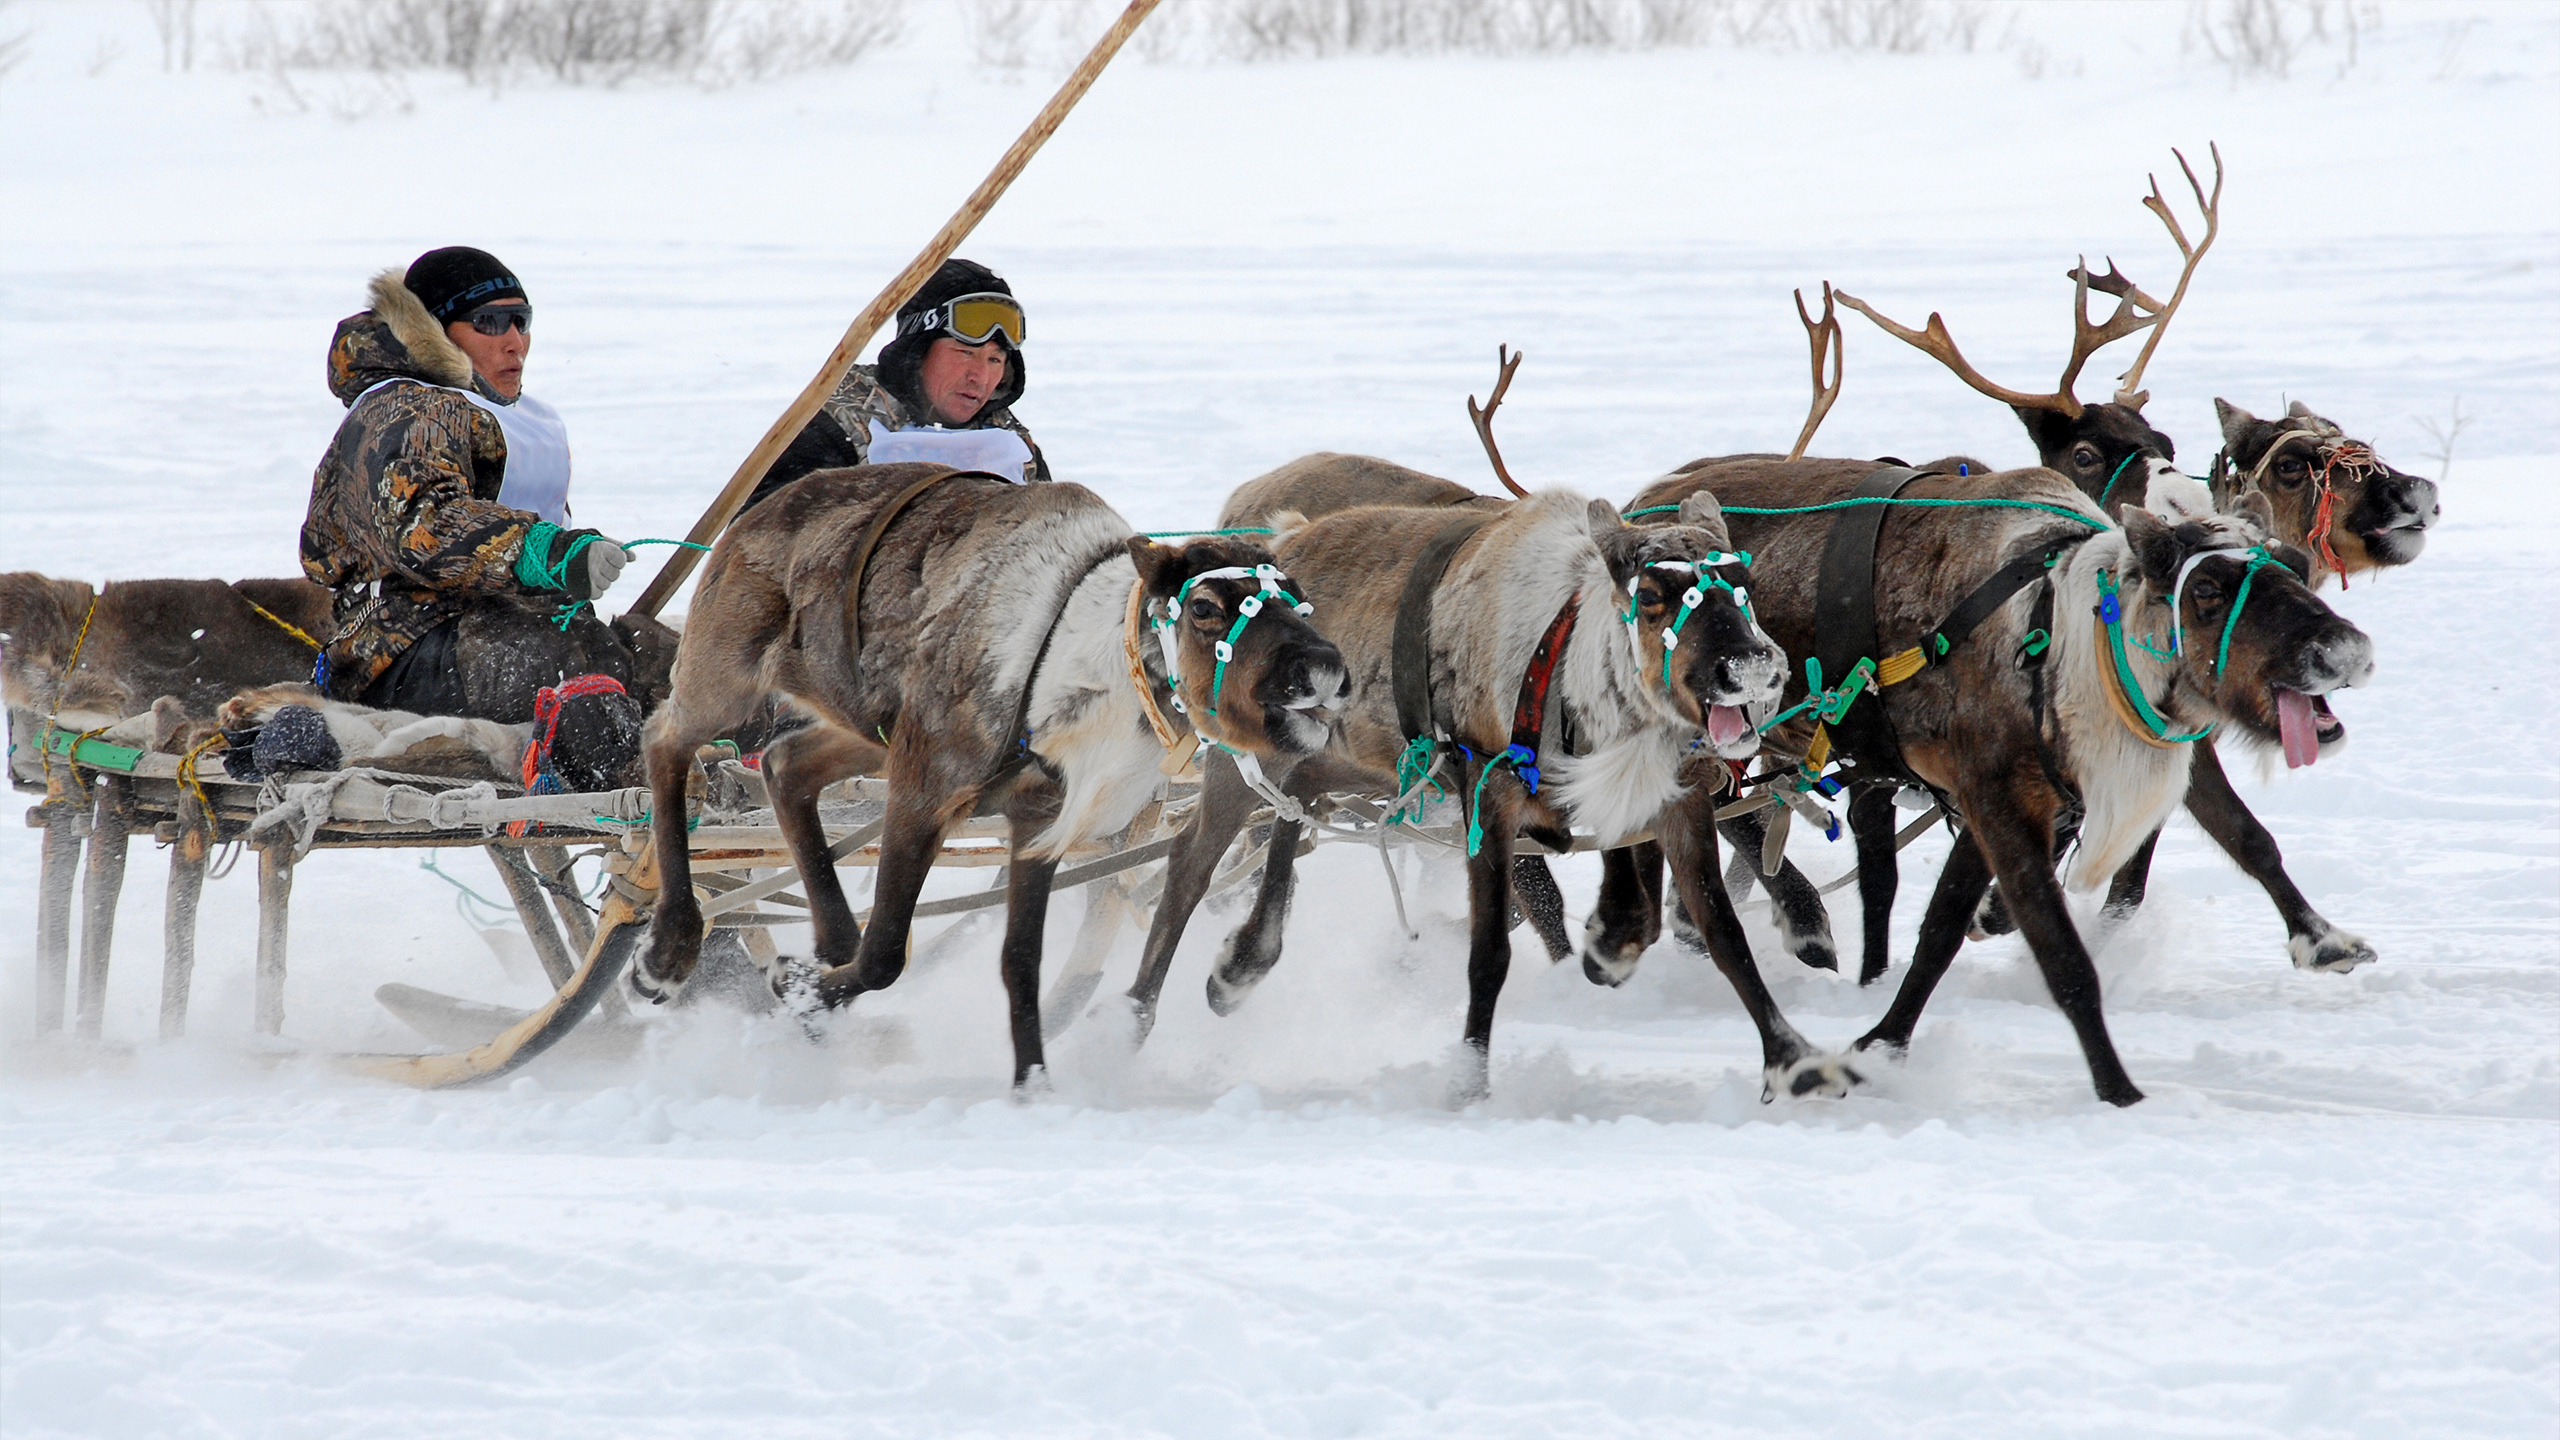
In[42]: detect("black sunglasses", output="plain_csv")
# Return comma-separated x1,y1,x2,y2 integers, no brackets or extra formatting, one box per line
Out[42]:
462,305,532,336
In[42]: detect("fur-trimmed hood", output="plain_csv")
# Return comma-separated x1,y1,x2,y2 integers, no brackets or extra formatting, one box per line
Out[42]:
325,269,480,406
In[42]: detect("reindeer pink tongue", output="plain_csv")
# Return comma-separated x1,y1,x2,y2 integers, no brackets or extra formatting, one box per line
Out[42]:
1707,704,1752,749
2276,688,2320,770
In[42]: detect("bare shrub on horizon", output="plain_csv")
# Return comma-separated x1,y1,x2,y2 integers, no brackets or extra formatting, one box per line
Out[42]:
220,0,903,88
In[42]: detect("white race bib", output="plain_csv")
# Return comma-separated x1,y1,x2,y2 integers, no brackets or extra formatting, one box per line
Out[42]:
865,420,1034,484
353,377,575,524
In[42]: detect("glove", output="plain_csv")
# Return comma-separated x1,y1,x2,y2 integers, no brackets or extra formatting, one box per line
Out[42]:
562,533,630,601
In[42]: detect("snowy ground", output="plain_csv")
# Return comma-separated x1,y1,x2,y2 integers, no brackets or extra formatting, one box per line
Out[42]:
3,3,2557,1436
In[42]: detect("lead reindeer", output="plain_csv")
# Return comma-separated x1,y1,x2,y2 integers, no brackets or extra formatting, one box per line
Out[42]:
1829,148,2437,974
1624,458,2374,1104
1122,485,1827,1102
631,462,1346,1090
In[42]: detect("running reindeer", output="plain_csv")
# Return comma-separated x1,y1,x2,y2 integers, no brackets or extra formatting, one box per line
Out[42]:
631,462,1346,1090
1624,457,2374,1104
1122,482,1822,1103
1828,146,2436,974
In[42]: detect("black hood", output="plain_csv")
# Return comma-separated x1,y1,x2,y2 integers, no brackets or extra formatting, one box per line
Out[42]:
876,258,1026,423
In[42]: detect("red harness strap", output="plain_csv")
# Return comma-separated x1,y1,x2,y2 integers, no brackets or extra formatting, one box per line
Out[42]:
1502,596,1580,789
521,673,629,792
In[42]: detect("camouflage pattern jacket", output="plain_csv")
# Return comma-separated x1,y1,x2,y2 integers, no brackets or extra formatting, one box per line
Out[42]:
300,270,548,697
820,366,1051,484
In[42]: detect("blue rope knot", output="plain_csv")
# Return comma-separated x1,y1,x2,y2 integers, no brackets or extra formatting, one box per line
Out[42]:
1464,744,1537,858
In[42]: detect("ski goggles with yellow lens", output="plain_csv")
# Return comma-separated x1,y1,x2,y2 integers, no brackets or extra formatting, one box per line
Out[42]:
900,292,1026,348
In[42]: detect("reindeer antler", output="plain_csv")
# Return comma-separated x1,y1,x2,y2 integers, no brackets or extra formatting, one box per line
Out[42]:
1834,287,2090,419
2104,142,2223,409
1467,344,1531,499
1786,283,1844,461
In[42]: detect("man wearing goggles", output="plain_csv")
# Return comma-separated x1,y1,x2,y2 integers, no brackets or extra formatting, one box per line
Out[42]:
299,246,647,769
747,257,1050,511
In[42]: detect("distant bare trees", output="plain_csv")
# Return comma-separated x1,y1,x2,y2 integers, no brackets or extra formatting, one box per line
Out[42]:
222,0,904,87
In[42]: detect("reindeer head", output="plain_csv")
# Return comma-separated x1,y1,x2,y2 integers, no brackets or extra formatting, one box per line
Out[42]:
1127,534,1346,758
1594,494,1787,758
1840,146,2224,524
2121,509,2373,769
2211,400,2438,585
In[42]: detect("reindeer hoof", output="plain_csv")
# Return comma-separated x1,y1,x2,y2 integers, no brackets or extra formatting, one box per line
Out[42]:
1205,962,1260,1017
2290,923,2376,974
1580,941,1642,989
629,964,679,1006
1763,1052,1860,1102
1788,933,1839,972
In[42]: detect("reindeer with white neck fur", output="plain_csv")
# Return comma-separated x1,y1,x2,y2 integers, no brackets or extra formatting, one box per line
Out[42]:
629,462,1346,1091
1117,486,1829,1103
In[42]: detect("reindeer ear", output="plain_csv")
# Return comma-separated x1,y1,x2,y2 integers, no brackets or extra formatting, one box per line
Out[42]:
1676,490,1725,533
2213,398,2256,445
2122,508,2182,590
2230,488,2276,535
2284,400,2317,420
1125,536,1182,596
1586,498,1622,535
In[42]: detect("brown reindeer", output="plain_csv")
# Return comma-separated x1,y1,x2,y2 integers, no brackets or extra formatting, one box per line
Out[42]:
1620,459,2372,1105
2209,400,2439,585
630,463,1346,1090
1,574,333,737
1120,487,1823,1102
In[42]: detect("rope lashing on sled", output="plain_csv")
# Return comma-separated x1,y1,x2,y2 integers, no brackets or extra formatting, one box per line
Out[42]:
1625,496,2110,528
2095,569,2216,745
36,596,101,790
242,598,322,651
1151,564,1312,719
1621,551,1752,687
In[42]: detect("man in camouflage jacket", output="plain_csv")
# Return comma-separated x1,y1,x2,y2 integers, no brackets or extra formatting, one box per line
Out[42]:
747,258,1050,512
301,251,630,717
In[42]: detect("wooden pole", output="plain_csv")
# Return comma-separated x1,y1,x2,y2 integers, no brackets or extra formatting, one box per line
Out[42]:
255,843,294,1036
76,776,134,1039
160,796,209,1041
626,0,1165,621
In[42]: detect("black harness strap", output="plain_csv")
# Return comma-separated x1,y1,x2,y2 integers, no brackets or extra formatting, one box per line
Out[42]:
2015,576,2080,813
839,467,1012,662
1810,465,1924,772
1910,539,2081,674
1393,515,1495,744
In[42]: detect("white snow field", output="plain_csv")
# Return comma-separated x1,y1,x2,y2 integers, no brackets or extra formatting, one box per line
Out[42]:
3,2,2556,1436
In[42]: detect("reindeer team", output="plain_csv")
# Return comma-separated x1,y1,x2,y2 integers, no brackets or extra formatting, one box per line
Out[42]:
4,147,2441,1107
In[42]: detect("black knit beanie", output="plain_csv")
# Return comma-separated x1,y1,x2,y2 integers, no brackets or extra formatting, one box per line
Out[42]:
877,258,1026,421
405,246,527,324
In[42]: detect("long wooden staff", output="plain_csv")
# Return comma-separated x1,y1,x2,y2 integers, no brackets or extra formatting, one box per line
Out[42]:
627,0,1164,620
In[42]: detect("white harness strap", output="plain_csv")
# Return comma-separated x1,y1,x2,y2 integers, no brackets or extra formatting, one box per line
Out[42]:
2168,546,2260,658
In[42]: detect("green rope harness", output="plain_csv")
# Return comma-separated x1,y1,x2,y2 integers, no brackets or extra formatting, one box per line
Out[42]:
2208,547,2284,676
1154,563,1312,718
1754,654,1878,736
1387,733,1445,824
1466,746,1527,857
1622,551,1753,687
1626,496,2110,528
2096,569,2216,744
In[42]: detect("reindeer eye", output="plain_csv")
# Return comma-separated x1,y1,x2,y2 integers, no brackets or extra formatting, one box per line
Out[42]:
2275,458,2308,484
2189,578,2224,604
2072,444,2102,470
1187,598,1221,623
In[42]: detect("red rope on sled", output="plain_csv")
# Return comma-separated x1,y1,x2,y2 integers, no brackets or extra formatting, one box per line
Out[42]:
507,674,630,838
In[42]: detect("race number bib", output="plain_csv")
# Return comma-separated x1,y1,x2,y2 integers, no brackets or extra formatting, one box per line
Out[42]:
865,421,1035,483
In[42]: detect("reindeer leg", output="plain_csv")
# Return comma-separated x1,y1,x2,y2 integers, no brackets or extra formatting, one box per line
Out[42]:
1125,757,1257,1043
2185,742,2373,973
764,723,878,975
1703,810,1839,972
1582,841,1664,986
632,677,764,1004
1858,832,1991,1057
1956,790,2145,1106
1510,855,1573,962
1206,813,1303,1017
1000,792,1064,1092
2102,832,2161,923
1848,786,1901,986
818,737,959,1007
1659,788,1849,1100
1455,761,1521,1106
